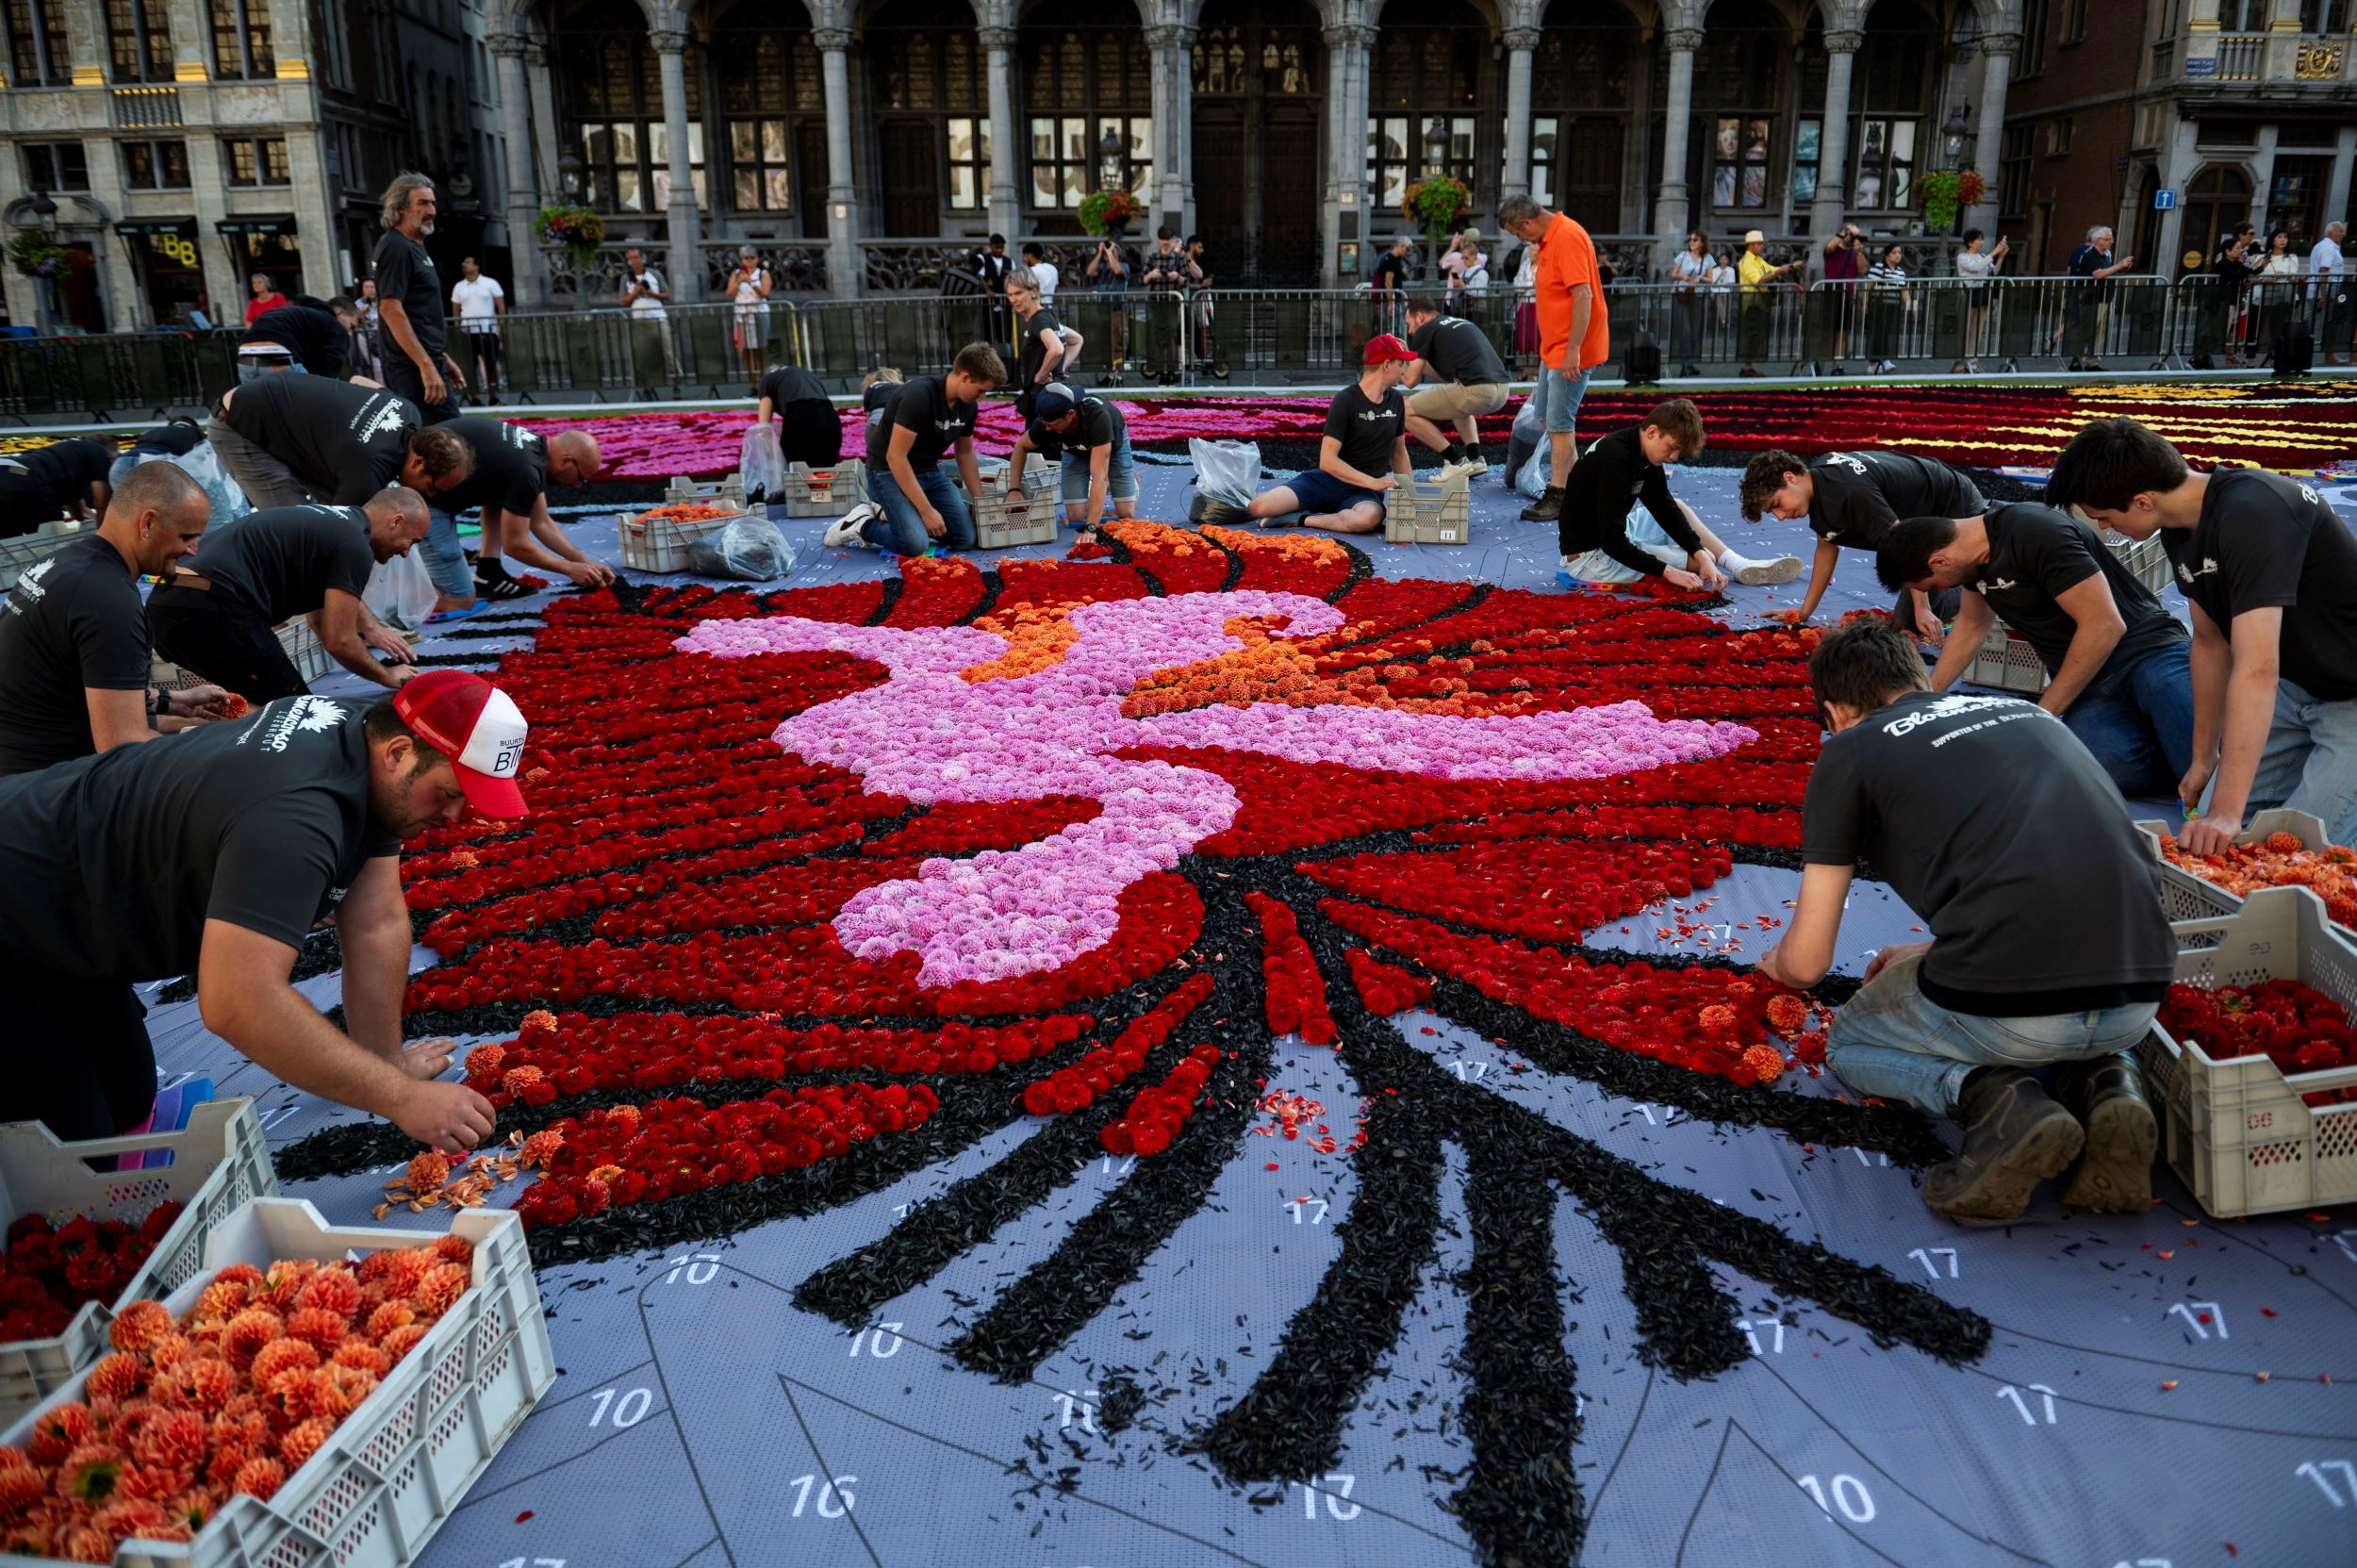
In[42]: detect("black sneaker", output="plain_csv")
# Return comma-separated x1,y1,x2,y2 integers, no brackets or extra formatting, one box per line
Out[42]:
1519,486,1563,522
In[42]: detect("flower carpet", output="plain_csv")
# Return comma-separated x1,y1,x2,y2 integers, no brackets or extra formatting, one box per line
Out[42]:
111,449,2357,1565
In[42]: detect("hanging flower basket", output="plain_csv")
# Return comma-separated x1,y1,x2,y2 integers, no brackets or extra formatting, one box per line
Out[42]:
6,230,89,281
1402,176,1472,248
1917,169,1985,235
535,205,607,269
1079,190,1142,239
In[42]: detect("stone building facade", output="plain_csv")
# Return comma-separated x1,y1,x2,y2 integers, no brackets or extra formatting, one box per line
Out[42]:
0,0,505,332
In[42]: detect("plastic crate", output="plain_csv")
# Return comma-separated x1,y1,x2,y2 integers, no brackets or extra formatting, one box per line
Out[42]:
773,459,869,519
664,472,746,509
2102,529,2171,597
0,1099,276,1422
2130,808,2330,926
964,466,1060,551
618,504,756,574
2138,887,2357,1218
275,618,336,685
0,1197,552,1568
1965,625,2048,694
1383,476,1471,545
0,520,89,592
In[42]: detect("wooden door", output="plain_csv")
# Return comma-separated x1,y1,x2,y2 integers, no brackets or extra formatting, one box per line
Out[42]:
1561,117,1624,236
879,121,939,237
798,122,832,239
1258,101,1322,285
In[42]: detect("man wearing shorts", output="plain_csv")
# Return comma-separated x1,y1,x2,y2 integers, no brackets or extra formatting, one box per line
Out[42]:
1498,193,1607,523
1006,383,1136,531
1401,297,1509,481
1190,336,1412,535
1556,399,1800,590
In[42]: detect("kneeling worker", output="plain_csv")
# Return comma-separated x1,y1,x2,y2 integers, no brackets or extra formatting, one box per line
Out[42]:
1739,448,1982,638
428,419,610,612
0,463,234,777
0,437,113,537
1005,383,1137,531
0,671,522,1148
148,492,432,702
1556,399,1801,590
1401,296,1510,479
207,372,471,511
1189,334,1418,535
826,343,1005,555
2048,415,2357,850
1876,503,2192,797
1757,619,2169,1224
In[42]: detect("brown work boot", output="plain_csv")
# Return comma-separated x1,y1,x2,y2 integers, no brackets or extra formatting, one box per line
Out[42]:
2053,1055,2158,1213
1924,1067,2085,1227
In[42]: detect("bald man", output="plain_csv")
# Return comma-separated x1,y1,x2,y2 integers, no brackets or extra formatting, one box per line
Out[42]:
148,490,433,701
424,420,611,614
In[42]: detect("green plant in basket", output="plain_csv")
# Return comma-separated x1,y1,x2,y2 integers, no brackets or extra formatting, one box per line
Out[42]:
1079,189,1142,238
535,204,607,268
6,231,90,281
1402,175,1472,248
1916,169,1984,235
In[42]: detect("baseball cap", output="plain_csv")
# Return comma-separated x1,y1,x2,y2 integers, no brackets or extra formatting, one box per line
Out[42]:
1032,382,1078,421
1744,229,1766,245
1363,334,1415,365
393,669,530,818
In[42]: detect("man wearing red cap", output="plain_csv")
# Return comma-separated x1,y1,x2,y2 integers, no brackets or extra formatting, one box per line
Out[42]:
1189,335,1415,535
0,672,526,1153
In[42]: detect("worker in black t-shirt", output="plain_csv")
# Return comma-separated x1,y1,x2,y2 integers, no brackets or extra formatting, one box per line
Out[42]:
148,492,433,702
1400,298,1510,479
1189,336,1417,535
1007,268,1080,421
1553,401,1801,589
207,374,473,512
427,420,609,613
0,437,114,537
1876,503,2193,796
236,295,358,381
827,343,1005,555
0,672,524,1146
754,364,843,472
371,174,465,421
1739,447,1984,637
2050,416,2357,850
0,462,235,777
1758,619,2173,1224
1006,383,1137,531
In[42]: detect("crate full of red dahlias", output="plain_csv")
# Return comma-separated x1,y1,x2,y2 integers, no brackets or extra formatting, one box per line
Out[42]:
0,1197,552,1566
0,1103,277,1425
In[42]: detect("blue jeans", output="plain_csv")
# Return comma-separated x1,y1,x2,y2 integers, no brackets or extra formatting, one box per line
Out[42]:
1533,364,1591,433
1058,435,1138,511
234,359,306,385
2240,676,2357,844
1828,953,2157,1117
865,463,976,556
2062,639,2194,796
417,506,478,597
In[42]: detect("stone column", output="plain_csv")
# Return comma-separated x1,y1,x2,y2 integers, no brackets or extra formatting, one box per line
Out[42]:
1966,34,2017,235
651,30,701,295
529,43,563,199
1651,28,1703,271
815,25,862,298
1144,25,1196,236
1322,24,1374,288
490,33,546,308
1501,26,1541,203
1808,29,1863,240
981,25,1021,242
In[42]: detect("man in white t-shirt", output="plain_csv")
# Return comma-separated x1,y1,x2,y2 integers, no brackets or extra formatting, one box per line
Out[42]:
618,245,676,391
2314,222,2349,365
1022,242,1059,302
449,256,506,402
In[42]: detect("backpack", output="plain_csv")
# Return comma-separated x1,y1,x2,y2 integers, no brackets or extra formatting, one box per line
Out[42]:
1622,328,1662,386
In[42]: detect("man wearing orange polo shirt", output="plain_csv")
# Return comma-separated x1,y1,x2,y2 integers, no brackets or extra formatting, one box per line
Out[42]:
1499,193,1609,523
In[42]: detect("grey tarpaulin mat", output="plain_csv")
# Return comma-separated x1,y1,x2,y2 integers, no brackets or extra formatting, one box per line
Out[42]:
138,467,2357,1566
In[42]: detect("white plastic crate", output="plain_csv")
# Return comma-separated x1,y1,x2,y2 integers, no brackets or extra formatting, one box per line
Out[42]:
1383,475,1471,545
2102,529,2170,597
2138,886,2357,1218
0,1099,276,1422
664,472,746,509
773,458,869,519
275,618,336,685
2131,808,2331,926
964,466,1059,551
0,1197,552,1568
1965,625,2048,694
0,520,89,592
618,504,756,574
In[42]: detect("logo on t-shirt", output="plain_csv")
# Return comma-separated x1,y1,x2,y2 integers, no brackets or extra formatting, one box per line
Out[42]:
1827,454,1868,475
8,556,55,610
1882,693,2019,738
351,394,411,445
1359,408,1394,422
240,694,351,754
1975,575,2018,592
2177,556,2219,586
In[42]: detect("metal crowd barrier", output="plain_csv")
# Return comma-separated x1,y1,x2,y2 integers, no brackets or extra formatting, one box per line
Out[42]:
0,329,239,421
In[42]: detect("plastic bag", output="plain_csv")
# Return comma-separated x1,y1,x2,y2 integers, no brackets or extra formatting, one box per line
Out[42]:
1188,438,1261,510
1506,395,1547,498
111,442,253,531
738,424,783,503
685,517,799,581
364,546,438,631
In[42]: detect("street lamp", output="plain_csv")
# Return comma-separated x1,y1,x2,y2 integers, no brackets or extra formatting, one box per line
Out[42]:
557,150,585,200
1943,102,1971,168
1423,116,1449,178
1097,126,1125,192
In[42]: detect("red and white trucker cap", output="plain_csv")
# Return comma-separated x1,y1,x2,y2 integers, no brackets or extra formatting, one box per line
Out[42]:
392,670,530,818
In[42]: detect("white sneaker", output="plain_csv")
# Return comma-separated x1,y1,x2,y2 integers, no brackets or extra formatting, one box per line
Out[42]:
823,503,876,549
1435,457,1478,486
1725,553,1804,586
1462,454,1490,475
